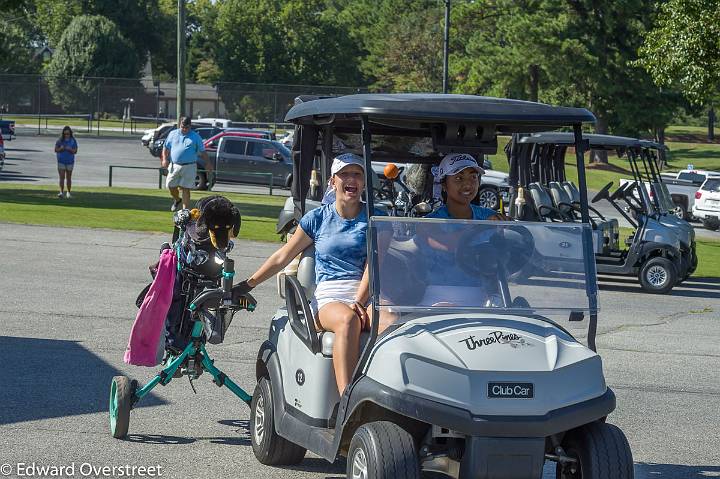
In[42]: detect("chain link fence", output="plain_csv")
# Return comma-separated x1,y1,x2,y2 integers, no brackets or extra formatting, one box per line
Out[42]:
0,74,366,132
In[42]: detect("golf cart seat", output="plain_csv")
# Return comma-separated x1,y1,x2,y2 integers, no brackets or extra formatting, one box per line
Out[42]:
528,183,568,221
548,181,580,219
562,181,620,252
291,246,370,358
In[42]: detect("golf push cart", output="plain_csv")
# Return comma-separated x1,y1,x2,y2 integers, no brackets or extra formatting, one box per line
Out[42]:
251,94,633,479
509,133,695,294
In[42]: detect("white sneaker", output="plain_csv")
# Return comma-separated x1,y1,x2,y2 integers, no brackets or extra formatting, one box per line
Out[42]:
65,191,72,199
57,192,64,198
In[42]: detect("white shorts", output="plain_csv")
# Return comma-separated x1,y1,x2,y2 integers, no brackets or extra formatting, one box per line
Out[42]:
166,162,197,189
310,279,361,319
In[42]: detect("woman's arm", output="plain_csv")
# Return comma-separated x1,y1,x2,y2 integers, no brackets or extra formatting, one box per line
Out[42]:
54,142,63,153
246,227,314,288
66,142,77,154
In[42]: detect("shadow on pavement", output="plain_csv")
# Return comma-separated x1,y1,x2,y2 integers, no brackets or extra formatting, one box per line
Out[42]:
0,171,46,182
598,275,720,299
124,434,195,445
0,336,165,426
635,462,720,478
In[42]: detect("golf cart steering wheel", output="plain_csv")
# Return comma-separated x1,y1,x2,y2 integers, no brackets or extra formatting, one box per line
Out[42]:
591,181,614,204
455,225,535,278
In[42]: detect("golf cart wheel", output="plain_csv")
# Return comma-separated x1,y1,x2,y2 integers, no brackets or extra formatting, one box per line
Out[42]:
195,172,208,190
250,377,306,465
478,186,500,210
109,376,137,439
556,422,633,479
639,257,677,294
347,421,420,479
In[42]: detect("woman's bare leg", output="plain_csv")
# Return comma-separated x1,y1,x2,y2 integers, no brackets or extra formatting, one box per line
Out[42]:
58,169,66,194
66,169,73,192
317,302,362,395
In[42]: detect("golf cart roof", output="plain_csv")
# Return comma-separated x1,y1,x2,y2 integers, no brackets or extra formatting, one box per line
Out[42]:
638,139,669,151
519,132,641,149
286,94,595,132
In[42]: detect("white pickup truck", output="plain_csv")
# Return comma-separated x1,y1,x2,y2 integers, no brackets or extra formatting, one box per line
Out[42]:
660,169,720,220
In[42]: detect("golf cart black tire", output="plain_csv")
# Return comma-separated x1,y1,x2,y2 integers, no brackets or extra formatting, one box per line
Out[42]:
478,186,500,210
250,377,306,465
347,421,420,479
638,257,677,294
110,376,135,439
195,172,208,191
556,422,633,479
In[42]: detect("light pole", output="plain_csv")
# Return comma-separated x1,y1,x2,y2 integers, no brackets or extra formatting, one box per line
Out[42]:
177,0,186,120
443,0,450,94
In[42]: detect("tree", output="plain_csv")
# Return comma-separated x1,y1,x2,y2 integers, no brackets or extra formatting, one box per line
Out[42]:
637,0,720,105
35,0,164,68
44,15,141,111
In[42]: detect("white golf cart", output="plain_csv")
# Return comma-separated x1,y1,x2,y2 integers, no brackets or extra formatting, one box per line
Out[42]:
251,94,633,479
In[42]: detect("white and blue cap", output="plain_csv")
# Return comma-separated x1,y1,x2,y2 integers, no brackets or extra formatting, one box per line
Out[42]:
434,153,485,181
331,153,366,176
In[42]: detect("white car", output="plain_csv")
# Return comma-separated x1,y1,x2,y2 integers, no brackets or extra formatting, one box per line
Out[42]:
692,177,720,230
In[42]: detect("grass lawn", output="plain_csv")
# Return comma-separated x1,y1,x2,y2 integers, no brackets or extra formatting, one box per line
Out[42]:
0,185,286,242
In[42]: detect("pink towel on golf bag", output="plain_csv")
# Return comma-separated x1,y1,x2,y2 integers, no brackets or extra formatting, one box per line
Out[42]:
124,249,177,366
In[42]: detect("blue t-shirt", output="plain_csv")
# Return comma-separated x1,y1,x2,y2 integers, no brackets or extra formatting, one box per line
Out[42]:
165,129,205,165
55,137,78,164
426,204,497,220
299,203,384,284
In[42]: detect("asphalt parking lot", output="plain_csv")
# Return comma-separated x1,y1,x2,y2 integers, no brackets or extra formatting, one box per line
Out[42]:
0,224,718,479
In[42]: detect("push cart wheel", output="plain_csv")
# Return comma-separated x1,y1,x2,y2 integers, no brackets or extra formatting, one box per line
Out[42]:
250,377,306,465
639,257,676,294
347,421,420,479
556,422,633,479
109,376,136,439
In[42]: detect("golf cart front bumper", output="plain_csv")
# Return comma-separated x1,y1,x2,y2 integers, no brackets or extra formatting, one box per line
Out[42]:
348,378,616,479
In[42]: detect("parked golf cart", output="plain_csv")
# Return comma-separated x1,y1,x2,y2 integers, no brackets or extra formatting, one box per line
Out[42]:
251,94,633,479
510,132,695,293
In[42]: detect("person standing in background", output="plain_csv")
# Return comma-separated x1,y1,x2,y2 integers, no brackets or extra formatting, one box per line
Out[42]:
161,116,211,211
55,126,78,198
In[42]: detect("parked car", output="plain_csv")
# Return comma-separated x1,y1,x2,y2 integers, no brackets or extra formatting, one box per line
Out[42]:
693,177,720,230
0,119,15,140
280,130,294,148
660,168,720,219
196,136,292,190
203,130,276,164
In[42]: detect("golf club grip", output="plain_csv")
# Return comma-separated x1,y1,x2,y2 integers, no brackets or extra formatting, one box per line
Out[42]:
223,258,235,293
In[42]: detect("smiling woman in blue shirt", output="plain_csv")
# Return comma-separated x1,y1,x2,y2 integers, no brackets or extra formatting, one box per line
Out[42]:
161,116,212,212
233,153,386,395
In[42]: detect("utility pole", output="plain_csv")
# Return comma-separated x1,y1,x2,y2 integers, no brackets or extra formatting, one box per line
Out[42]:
443,0,450,94
176,0,186,120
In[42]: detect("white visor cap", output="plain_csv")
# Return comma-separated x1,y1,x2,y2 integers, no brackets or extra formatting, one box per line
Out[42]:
436,153,485,181
331,153,366,176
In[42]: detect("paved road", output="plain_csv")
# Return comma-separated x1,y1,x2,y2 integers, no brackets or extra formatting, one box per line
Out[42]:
0,133,289,196
0,224,718,479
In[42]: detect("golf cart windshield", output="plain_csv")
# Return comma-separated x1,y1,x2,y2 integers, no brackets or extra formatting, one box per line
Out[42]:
372,217,598,320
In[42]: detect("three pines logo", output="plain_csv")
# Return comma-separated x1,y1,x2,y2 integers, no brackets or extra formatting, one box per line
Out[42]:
458,331,531,351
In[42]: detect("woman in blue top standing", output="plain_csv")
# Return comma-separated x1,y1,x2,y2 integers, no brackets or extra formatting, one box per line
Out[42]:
237,153,381,395
54,126,78,198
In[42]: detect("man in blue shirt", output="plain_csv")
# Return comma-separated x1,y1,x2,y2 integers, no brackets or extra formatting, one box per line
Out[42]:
161,117,212,211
